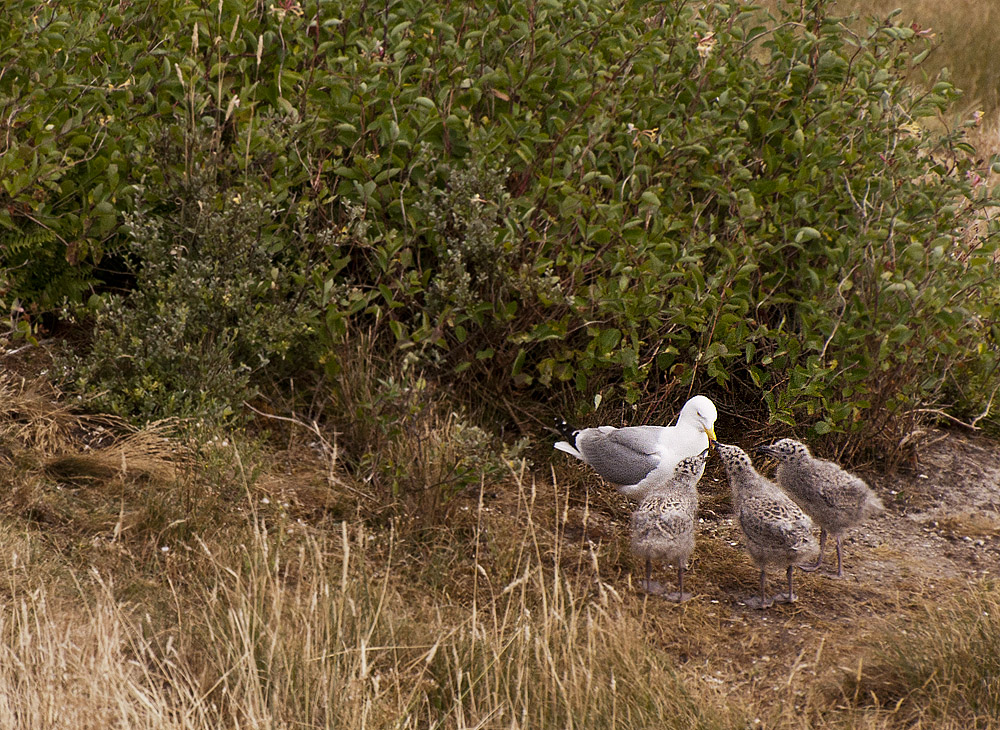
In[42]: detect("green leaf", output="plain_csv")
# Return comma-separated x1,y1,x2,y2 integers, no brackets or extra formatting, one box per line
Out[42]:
594,328,621,355
639,190,661,208
511,348,526,376
794,227,821,243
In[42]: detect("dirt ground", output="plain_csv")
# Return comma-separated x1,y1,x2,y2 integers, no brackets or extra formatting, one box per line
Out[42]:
547,427,1000,711
709,428,1000,596
563,428,1000,596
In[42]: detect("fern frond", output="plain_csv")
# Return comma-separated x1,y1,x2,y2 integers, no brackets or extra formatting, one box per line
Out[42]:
0,223,58,256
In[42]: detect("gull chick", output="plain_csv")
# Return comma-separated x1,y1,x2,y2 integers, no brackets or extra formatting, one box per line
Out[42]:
715,443,819,609
630,448,711,602
554,395,717,500
757,438,883,577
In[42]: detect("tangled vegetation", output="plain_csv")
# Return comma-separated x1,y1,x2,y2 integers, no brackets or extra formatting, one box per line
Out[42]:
1,0,999,453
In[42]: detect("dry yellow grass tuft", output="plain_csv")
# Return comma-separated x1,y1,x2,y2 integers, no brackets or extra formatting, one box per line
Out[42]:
44,420,192,485
0,372,119,456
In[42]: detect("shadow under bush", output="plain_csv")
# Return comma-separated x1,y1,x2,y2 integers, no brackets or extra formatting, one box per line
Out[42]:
319,332,529,532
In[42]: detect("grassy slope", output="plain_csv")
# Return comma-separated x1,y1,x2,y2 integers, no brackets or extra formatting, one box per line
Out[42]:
845,0,999,108
3,2,1000,727
1,369,998,730
759,1,999,160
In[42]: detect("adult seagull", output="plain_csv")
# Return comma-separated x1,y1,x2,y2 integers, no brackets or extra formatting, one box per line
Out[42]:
554,395,718,500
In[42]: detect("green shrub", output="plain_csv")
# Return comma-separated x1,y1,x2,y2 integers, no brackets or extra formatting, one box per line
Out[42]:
305,0,1000,450
60,177,314,422
0,0,325,310
0,1,153,309
4,0,999,450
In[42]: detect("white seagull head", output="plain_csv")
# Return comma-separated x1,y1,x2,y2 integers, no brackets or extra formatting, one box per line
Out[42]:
678,395,718,443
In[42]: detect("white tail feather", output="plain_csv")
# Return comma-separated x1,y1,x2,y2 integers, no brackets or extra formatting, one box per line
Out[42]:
554,441,583,459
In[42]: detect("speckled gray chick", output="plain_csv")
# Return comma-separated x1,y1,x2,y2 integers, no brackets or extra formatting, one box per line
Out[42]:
715,442,819,610
757,438,883,577
630,448,710,602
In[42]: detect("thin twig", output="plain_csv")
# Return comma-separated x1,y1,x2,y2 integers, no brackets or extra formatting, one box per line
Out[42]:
820,265,859,362
910,378,1000,431
971,385,1000,428
909,408,980,430
243,400,377,501
1,343,37,357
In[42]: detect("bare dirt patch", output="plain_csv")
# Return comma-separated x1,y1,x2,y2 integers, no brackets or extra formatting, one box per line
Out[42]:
547,428,1000,721
558,428,1000,605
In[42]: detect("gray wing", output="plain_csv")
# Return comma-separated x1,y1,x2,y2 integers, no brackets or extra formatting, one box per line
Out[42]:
575,426,663,486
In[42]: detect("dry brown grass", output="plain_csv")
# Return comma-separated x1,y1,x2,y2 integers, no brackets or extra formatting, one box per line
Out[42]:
844,583,1000,728
0,372,119,455
0,372,997,728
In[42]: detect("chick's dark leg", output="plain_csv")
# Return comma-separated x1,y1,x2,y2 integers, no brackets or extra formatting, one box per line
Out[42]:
639,558,665,595
773,565,798,603
788,565,796,600
744,569,772,610
664,564,693,603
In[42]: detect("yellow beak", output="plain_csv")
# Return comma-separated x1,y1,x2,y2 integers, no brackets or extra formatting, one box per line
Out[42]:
706,426,717,445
